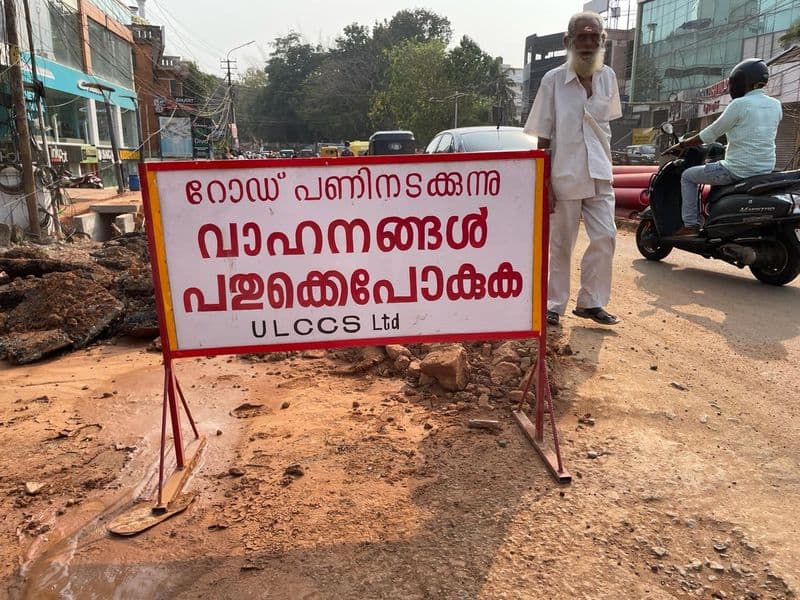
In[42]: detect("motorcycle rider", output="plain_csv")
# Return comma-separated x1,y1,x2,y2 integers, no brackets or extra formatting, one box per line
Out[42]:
666,58,782,237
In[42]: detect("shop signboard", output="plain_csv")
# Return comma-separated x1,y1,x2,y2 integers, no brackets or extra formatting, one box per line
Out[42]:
81,145,98,164
20,52,136,110
631,128,655,144
192,120,212,159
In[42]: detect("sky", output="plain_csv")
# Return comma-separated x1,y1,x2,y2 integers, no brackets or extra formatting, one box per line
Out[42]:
144,0,588,76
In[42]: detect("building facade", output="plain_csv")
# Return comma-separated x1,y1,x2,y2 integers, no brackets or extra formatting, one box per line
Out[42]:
521,27,635,146
500,63,524,125
632,0,800,167
130,21,201,160
633,0,800,102
0,0,140,187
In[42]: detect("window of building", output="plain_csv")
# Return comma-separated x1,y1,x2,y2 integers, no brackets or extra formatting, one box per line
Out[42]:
95,102,115,145
87,19,133,88
120,108,139,148
45,0,84,70
44,89,91,144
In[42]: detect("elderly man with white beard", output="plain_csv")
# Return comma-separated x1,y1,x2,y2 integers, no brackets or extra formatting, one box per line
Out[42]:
523,11,622,327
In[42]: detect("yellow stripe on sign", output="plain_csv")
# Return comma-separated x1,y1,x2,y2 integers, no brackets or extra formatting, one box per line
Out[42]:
531,158,544,333
147,170,179,351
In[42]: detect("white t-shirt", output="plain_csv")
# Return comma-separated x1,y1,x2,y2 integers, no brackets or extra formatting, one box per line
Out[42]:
524,64,622,201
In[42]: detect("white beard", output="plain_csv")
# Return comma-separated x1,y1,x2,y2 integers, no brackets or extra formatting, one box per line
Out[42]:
567,48,606,78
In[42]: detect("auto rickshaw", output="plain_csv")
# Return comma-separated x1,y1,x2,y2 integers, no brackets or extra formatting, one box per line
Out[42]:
320,146,340,158
368,131,416,155
349,140,369,156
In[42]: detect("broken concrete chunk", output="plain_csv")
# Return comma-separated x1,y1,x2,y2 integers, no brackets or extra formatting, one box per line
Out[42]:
385,344,411,360
420,345,469,391
490,361,522,385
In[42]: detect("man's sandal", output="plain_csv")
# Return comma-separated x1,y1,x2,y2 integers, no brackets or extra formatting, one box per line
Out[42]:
572,307,619,325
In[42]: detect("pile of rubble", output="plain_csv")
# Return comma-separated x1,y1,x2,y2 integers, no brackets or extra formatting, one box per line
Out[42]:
0,233,157,364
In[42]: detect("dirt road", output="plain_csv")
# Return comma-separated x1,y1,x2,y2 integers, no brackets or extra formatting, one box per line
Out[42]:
1,226,798,599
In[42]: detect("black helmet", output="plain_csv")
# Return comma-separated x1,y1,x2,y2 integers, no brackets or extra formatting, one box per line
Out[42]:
728,58,769,99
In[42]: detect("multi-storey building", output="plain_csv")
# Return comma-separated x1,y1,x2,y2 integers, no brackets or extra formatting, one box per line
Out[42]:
130,18,201,160
0,0,140,186
632,0,800,167
521,27,635,146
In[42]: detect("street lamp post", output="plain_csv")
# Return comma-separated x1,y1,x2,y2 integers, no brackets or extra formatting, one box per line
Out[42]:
223,40,256,152
429,92,469,128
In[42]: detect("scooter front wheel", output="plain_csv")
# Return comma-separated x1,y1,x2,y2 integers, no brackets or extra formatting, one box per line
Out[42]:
636,219,672,261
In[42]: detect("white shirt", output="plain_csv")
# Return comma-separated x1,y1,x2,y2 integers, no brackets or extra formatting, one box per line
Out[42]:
524,64,622,201
699,89,782,178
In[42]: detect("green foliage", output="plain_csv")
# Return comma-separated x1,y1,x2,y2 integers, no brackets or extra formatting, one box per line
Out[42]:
183,61,220,101
372,9,453,49
778,20,800,48
299,24,380,140
234,9,519,145
375,40,454,143
250,32,322,142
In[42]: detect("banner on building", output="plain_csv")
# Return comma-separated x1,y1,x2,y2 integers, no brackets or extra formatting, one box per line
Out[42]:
631,128,655,144
140,152,547,357
159,116,193,158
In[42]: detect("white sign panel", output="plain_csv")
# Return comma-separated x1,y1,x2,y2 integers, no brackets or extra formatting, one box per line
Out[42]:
144,153,545,356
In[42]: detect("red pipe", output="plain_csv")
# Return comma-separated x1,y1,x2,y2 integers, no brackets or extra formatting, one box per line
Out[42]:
613,165,659,174
614,187,649,207
612,172,656,187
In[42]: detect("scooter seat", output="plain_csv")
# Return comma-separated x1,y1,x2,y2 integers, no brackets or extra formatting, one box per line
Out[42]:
707,169,800,204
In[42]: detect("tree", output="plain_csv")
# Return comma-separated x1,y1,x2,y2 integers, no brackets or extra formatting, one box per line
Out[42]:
183,61,220,102
373,39,454,144
235,67,268,145
255,32,322,142
779,19,800,47
372,9,452,49
300,24,380,140
486,58,518,125
444,36,496,126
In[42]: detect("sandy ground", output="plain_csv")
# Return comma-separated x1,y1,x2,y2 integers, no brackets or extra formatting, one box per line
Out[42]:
1,226,798,600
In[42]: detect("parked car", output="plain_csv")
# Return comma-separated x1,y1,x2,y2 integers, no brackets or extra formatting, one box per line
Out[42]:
424,126,537,154
368,131,416,155
279,149,296,158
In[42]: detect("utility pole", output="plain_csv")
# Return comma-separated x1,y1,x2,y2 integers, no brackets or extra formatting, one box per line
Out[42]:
85,83,125,194
3,0,41,237
221,40,255,153
220,57,236,152
21,0,61,237
21,0,50,168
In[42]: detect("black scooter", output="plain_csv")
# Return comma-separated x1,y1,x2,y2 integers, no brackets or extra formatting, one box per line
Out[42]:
635,133,800,286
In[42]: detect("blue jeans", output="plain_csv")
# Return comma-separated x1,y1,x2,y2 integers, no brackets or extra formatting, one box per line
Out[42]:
680,163,740,227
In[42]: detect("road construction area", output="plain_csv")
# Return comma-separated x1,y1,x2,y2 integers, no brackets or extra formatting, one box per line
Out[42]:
1,226,798,599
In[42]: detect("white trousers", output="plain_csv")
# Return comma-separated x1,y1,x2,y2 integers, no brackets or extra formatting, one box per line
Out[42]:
547,181,616,315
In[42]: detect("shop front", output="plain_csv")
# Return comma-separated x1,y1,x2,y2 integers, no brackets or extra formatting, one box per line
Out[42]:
18,53,140,186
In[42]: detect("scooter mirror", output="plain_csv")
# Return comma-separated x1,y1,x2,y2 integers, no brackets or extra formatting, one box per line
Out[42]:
660,122,674,135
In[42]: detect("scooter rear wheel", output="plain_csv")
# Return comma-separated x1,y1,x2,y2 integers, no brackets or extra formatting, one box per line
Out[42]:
749,235,800,286
636,219,672,261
